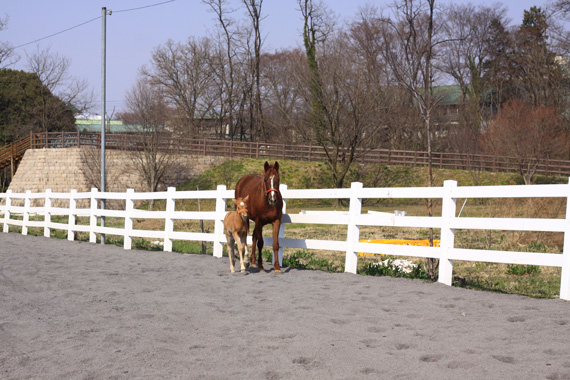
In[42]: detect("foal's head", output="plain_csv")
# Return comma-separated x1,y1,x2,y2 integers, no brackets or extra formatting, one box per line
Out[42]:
263,161,280,206
233,195,249,222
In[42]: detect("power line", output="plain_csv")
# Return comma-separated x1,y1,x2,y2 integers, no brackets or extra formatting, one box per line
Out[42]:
114,0,176,14
14,16,102,49
13,0,177,50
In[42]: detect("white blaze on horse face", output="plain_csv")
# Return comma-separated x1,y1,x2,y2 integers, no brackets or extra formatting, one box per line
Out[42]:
269,175,276,203
239,201,247,219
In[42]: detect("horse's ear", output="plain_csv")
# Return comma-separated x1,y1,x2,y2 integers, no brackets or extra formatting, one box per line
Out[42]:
274,161,279,171
244,195,249,202
264,161,270,171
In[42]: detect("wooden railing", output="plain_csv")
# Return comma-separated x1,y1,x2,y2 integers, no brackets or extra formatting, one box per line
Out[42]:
3,131,570,177
0,134,32,175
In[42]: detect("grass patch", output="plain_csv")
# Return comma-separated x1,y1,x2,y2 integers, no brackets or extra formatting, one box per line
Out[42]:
279,250,343,272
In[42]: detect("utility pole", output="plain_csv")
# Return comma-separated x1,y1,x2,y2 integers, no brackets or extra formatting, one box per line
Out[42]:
101,6,111,244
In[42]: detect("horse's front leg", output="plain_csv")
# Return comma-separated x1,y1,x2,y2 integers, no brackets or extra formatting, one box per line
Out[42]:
256,226,265,272
250,226,257,268
272,219,282,273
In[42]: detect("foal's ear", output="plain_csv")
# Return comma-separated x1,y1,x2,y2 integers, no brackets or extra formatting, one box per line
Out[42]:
274,161,279,171
243,195,249,203
264,161,270,171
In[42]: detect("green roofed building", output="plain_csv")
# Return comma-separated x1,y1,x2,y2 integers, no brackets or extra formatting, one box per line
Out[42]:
75,117,142,133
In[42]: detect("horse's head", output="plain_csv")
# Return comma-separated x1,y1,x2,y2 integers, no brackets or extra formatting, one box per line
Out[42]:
263,161,280,206
233,195,249,222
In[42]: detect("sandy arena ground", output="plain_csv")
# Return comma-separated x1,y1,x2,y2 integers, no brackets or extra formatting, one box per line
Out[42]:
1,232,570,380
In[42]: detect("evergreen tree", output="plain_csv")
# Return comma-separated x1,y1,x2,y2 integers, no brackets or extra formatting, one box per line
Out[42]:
0,68,75,145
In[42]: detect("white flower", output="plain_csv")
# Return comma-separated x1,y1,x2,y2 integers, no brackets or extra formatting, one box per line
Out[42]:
374,258,418,274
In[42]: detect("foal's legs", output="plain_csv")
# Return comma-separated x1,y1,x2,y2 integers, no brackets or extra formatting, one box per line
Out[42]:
242,234,250,270
226,232,236,273
234,231,247,273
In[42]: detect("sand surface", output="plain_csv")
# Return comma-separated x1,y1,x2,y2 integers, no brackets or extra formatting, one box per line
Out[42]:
1,232,570,380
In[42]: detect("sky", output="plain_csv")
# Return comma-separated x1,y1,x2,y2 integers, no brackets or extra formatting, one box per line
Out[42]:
2,0,552,115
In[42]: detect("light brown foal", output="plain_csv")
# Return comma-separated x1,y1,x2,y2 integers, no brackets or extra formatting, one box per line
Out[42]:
223,196,250,273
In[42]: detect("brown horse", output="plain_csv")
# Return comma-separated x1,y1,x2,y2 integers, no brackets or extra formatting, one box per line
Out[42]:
223,196,250,273
235,161,283,273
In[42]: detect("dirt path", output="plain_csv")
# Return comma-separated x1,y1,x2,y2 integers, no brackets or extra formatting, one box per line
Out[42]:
1,233,569,379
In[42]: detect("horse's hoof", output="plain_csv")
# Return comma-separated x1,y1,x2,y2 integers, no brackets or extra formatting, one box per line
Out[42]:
250,263,258,269
241,269,245,273
274,269,282,274
259,267,266,273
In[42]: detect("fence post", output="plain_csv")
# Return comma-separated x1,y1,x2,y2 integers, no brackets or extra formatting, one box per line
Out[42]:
345,182,363,274
22,190,31,236
44,189,52,238
559,178,570,300
3,190,12,233
277,184,287,267
124,189,134,250
10,142,14,178
89,188,98,243
67,189,77,241
213,184,227,258
438,180,457,286
163,187,176,252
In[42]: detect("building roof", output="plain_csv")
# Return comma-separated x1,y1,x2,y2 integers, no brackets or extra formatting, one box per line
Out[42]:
75,119,137,133
432,85,463,106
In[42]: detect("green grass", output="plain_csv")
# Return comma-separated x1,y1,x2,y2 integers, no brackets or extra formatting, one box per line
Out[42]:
278,250,343,272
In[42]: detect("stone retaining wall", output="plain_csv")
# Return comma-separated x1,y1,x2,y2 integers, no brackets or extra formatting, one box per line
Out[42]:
7,147,224,207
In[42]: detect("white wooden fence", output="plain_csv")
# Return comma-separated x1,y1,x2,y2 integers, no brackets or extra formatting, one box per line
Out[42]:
2,180,570,300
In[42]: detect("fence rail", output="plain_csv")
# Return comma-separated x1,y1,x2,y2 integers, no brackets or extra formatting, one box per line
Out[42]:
2,131,570,176
2,181,570,299
0,134,31,175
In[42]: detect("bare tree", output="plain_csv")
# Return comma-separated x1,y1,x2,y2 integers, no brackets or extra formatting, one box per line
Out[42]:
203,0,240,139
242,0,265,141
0,15,19,68
119,78,177,209
142,38,217,137
79,117,121,195
26,46,94,117
260,49,305,143
377,0,441,279
297,0,334,142
481,100,568,184
550,0,570,55
438,3,508,153
293,6,396,195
